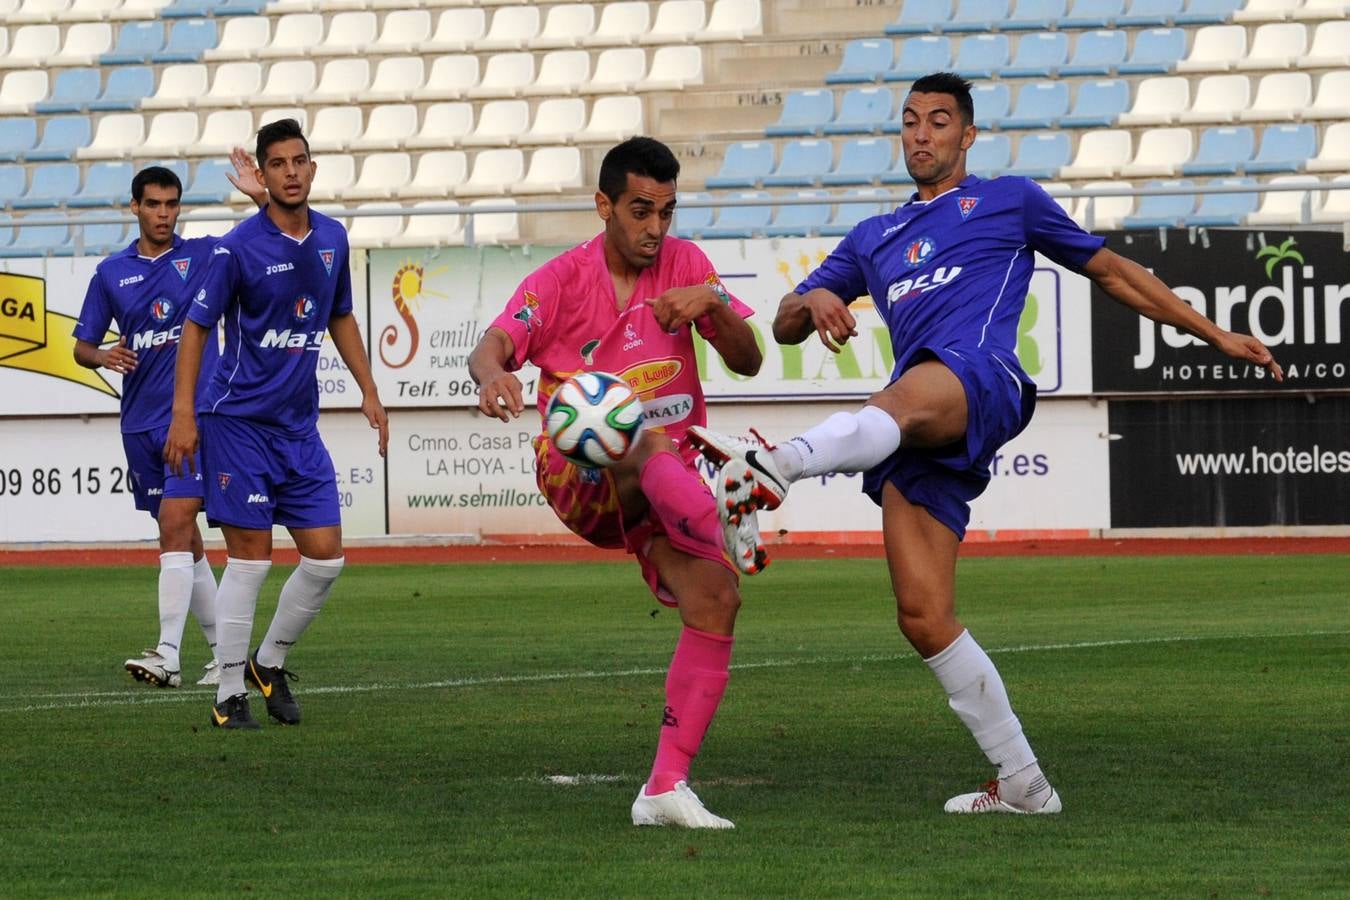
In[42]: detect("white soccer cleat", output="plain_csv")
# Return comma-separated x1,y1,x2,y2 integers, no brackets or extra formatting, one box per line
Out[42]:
717,465,770,575
196,659,221,686
944,779,1063,815
631,781,735,830
686,426,789,511
124,650,182,689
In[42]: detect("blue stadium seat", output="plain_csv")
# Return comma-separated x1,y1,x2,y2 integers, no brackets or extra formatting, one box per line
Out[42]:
766,190,832,237
1118,0,1183,26
1002,81,1070,129
182,159,234,204
705,142,775,189
880,152,915,184
946,0,1011,32
68,161,133,208
826,39,894,85
1245,124,1316,175
151,159,191,187
952,34,1010,80
1062,0,1125,28
154,19,218,64
216,0,267,14
967,134,1013,178
1187,177,1257,226
26,117,91,162
703,191,772,239
0,223,73,258
1181,126,1255,176
35,69,101,115
884,36,953,83
102,21,166,65
822,138,893,186
1007,132,1072,178
885,2,953,34
1174,0,1241,25
823,188,890,236
1060,79,1130,127
12,164,81,209
1123,179,1196,228
672,191,713,238
1005,0,1068,30
0,120,39,163
161,0,221,17
766,90,834,137
823,87,892,135
0,165,27,207
1004,32,1069,78
77,212,131,255
968,82,1014,130
762,139,833,187
1060,30,1127,76
88,66,154,112
1117,28,1186,74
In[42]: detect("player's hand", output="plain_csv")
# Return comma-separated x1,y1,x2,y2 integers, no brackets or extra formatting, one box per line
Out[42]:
163,413,199,477
226,146,265,205
478,372,524,422
1213,330,1284,382
97,336,137,374
363,393,389,457
646,285,719,332
803,290,857,354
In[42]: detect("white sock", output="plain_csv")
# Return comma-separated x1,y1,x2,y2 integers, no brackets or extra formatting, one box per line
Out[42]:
214,557,272,703
190,555,218,659
769,406,902,481
256,556,344,669
155,552,194,671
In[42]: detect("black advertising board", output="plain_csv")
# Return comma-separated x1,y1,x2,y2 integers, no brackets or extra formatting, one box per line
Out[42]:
1092,230,1350,393
1108,396,1350,527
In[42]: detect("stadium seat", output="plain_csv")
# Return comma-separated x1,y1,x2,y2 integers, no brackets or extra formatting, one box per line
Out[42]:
704,0,764,41
966,82,1013,130
1008,132,1071,178
142,63,207,110
27,116,91,161
826,39,894,85
311,59,373,105
585,48,647,93
1005,0,1068,30
425,9,487,53
1004,32,1069,78
191,108,253,156
58,0,124,18
1239,72,1311,122
0,70,49,116
255,60,317,106
703,191,773,239
0,223,72,257
0,163,26,204
884,36,953,82
519,97,586,144
1123,179,1196,227
948,0,1011,32
1181,125,1255,175
880,151,916,184
1118,0,1184,26
0,119,37,161
1293,0,1350,19
313,11,376,57
1117,27,1186,73
1233,0,1300,22
347,202,403,250
1310,174,1350,224
1059,30,1127,76
966,134,1013,178
824,188,890,236
1060,129,1133,177
1237,22,1307,69
766,90,834,137
585,2,651,46
643,0,707,43
160,0,218,17
258,14,321,59
1071,180,1135,228
823,87,892,135
1060,79,1129,127
1305,72,1350,121
369,10,431,55
705,141,774,189
198,61,262,108
422,55,480,101
308,107,362,153
390,200,465,248
305,154,356,202
1063,0,1127,27
640,45,704,91
952,34,1010,79
88,66,153,112
516,146,583,193
466,198,519,244
526,49,590,95
885,1,952,34
102,20,165,64
139,111,199,156
154,17,216,63
204,16,269,61
10,0,71,23
78,212,132,256
1178,74,1251,123
259,107,305,132
5,26,60,67
1174,0,1243,23
12,162,80,208
1002,81,1070,129
180,159,239,204
67,160,132,207
672,191,713,238
1245,175,1318,225
761,139,833,188
35,68,101,114
51,23,114,66
576,95,643,143
395,150,468,198
214,0,265,15
462,99,530,146
1118,76,1190,125
1298,21,1350,68
479,5,541,51
455,148,526,197
821,137,892,186
468,52,535,98
1118,128,1193,178
349,104,419,153
1245,124,1316,173
765,190,832,238
178,205,234,240
405,102,474,149
110,0,172,19
532,4,595,49
1176,25,1246,71
1304,121,1350,172
367,57,426,103
1187,177,1257,225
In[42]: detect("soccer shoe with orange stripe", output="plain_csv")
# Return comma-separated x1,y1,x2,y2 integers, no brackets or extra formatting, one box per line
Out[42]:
717,464,770,574
944,778,1062,814
631,781,735,829
245,652,301,725
124,649,182,688
210,693,261,730
687,426,789,512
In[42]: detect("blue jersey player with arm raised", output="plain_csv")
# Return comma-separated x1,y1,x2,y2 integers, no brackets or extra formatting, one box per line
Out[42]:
164,118,389,730
690,73,1284,815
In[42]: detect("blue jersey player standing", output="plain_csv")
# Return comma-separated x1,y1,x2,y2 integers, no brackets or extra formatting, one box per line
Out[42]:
690,73,1284,815
165,119,389,730
74,159,265,690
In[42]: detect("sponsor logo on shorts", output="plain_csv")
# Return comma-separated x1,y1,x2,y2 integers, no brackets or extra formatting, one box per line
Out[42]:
903,236,937,268
318,248,335,276
172,257,191,280
957,196,980,219
146,487,163,496
247,493,269,504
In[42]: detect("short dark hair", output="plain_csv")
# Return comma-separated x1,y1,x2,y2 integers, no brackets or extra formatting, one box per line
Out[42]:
131,165,182,203
256,117,310,166
908,72,975,126
598,137,680,203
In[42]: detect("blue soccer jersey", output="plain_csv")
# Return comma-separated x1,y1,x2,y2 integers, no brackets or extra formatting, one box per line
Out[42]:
188,208,352,435
73,235,221,434
797,175,1104,386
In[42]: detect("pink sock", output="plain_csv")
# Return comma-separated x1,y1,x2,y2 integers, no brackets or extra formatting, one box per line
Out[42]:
647,626,734,795
638,451,717,536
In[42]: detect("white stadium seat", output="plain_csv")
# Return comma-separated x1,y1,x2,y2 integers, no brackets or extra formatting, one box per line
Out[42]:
468,52,535,98
1177,25,1246,73
255,60,317,106
1233,0,1301,22
258,14,323,59
77,113,145,160
462,99,530,146
515,146,583,194
308,106,362,152
1177,74,1250,124
640,45,704,90
1118,77,1190,126
1246,175,1319,225
1237,22,1307,69
311,59,372,104
51,23,113,66
1304,71,1350,120
643,0,707,44
585,2,651,46
1072,181,1135,230
422,55,480,100
313,11,377,57
577,95,644,143
1298,21,1350,68
199,61,263,108
367,56,426,103
56,0,119,20
206,17,270,61
405,102,474,149
455,148,525,197
531,3,595,49
525,49,591,95
396,150,469,198
347,202,404,250
350,104,419,152
109,0,171,20
519,97,586,144
1305,121,1350,172
705,0,764,40
1039,182,1074,218
584,48,647,93
1239,72,1312,122
10,0,70,25
142,64,208,110
259,106,306,130
180,206,234,240
1118,127,1193,178
140,111,200,156
1310,174,1350,224
479,5,541,50
190,109,254,156
3,25,60,68
1293,0,1350,20
425,9,487,53
389,200,464,248
369,10,431,55
342,152,413,200
467,197,519,244
308,153,356,201
0,70,46,115
1060,130,1133,179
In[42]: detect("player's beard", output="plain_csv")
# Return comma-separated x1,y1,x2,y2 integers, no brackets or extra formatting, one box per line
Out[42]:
270,192,309,213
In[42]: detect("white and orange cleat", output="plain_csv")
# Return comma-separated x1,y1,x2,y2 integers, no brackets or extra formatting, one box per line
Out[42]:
687,426,789,512
944,777,1062,815
632,781,735,829
716,462,770,574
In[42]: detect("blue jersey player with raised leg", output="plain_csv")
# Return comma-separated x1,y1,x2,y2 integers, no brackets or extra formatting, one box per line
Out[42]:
74,158,265,690
165,118,389,730
689,73,1285,815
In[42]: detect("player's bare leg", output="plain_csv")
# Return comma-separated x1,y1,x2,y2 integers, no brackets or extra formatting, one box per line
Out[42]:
881,483,1060,814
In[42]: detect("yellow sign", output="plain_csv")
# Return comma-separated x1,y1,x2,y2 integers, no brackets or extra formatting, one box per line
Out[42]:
617,357,683,395
0,272,118,396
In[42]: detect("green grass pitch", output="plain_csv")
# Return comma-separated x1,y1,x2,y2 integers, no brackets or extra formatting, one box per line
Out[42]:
2,555,1347,897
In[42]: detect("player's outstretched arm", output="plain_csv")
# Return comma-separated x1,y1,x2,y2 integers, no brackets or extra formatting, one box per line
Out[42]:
469,327,524,422
1081,248,1284,382
329,312,389,457
773,288,857,353
73,336,137,374
164,319,210,475
647,285,761,376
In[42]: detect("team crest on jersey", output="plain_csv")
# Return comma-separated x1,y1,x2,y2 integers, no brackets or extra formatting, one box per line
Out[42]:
903,236,937,268
293,294,316,323
217,473,231,492
172,257,191,280
149,297,173,323
957,196,980,220
318,248,335,276
512,290,541,332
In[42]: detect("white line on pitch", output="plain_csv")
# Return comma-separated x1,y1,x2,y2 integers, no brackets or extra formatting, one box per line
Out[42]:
2,629,1346,715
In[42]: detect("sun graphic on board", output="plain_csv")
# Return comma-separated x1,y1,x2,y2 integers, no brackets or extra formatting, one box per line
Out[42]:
391,259,451,315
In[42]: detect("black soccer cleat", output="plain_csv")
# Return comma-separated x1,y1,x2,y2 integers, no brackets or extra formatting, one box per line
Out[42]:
245,651,301,725
211,692,261,730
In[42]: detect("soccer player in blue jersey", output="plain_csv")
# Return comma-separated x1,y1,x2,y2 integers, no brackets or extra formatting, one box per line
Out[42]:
690,73,1284,815
74,158,265,689
164,118,388,730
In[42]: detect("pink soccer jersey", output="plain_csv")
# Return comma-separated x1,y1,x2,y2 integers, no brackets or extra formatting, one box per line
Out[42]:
489,232,753,459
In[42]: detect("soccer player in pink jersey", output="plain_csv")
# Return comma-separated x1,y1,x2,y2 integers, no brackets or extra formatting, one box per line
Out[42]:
469,138,763,829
